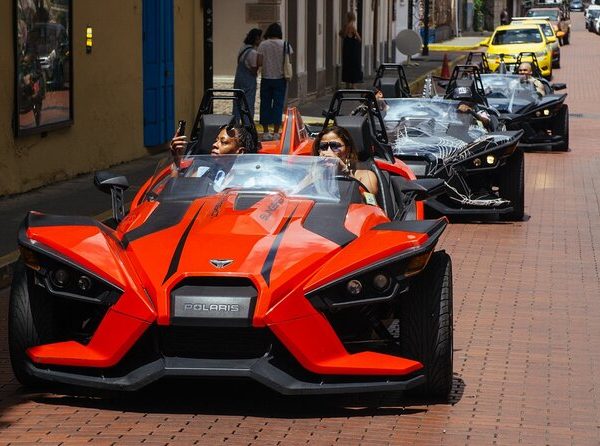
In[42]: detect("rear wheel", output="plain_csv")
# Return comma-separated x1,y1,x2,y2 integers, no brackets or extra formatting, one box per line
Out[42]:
8,260,53,387
554,104,569,152
400,251,453,401
498,149,525,221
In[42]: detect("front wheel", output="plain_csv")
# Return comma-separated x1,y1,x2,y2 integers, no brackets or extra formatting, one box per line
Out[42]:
498,148,525,221
8,260,54,387
400,251,453,401
554,104,569,152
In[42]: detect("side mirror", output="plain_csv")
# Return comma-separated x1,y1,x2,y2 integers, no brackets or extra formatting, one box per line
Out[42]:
547,36,557,43
551,82,567,91
94,171,129,224
480,38,490,47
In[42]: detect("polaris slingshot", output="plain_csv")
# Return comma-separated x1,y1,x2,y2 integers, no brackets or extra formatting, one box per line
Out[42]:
10,152,455,399
321,89,525,221
445,63,569,151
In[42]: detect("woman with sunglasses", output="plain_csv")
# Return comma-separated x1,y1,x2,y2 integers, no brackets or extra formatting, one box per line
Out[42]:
312,126,379,197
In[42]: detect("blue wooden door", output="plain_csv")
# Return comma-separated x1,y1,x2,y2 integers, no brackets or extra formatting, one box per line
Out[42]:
143,0,174,146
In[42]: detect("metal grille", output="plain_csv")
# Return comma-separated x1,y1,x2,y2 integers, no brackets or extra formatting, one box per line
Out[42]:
159,327,275,359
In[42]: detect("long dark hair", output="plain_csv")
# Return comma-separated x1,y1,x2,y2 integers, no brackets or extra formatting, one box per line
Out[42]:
264,23,283,39
312,126,358,169
244,28,262,45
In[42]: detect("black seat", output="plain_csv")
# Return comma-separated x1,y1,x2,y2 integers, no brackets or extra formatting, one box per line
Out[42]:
188,114,235,155
334,115,397,219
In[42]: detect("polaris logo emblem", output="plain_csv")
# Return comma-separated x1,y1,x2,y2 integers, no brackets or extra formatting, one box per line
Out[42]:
184,303,240,312
209,259,233,269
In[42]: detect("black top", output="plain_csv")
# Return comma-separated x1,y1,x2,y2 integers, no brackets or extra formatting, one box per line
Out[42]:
342,36,363,84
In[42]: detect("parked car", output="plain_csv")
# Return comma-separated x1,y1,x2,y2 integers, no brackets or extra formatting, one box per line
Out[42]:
484,24,553,78
526,7,571,44
570,0,584,11
585,6,600,29
510,17,561,68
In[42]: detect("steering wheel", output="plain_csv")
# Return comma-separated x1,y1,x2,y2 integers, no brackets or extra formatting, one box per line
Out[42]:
334,174,370,194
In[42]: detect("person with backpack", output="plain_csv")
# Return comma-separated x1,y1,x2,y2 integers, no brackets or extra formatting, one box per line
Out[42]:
233,28,262,121
257,23,293,141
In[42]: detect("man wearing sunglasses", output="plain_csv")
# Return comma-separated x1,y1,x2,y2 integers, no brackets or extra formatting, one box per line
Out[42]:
517,62,545,96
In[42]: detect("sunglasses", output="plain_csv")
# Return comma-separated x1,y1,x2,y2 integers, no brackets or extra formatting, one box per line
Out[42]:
318,141,345,152
225,125,237,138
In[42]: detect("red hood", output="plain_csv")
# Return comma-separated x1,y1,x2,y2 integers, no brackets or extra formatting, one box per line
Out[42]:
121,192,342,324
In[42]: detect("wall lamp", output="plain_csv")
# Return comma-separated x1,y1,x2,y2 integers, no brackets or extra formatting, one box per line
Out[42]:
86,25,93,53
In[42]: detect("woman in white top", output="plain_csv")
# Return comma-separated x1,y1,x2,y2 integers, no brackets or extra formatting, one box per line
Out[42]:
257,23,293,140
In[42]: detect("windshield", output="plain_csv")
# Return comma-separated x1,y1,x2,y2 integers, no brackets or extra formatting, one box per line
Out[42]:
145,154,344,203
527,10,559,20
382,99,488,153
492,28,543,44
589,9,600,17
481,74,539,113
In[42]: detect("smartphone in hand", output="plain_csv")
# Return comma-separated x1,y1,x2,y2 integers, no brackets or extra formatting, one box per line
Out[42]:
172,120,186,171
177,120,186,136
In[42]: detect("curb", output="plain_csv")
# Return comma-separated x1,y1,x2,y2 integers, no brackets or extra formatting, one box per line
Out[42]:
0,58,467,290
427,44,483,51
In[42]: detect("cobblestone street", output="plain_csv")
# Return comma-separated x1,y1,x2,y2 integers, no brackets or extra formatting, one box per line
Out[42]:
1,13,600,446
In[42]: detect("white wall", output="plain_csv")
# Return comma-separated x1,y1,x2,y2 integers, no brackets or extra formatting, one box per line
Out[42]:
317,0,325,70
213,0,260,77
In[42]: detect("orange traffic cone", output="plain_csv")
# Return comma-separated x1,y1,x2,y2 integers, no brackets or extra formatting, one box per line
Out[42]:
440,53,450,79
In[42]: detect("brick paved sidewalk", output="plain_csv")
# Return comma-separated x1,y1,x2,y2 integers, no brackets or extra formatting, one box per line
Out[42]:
1,14,600,446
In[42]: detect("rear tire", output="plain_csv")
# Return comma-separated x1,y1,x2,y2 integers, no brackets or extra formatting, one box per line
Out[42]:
8,260,53,387
498,148,525,221
400,251,453,401
554,104,569,151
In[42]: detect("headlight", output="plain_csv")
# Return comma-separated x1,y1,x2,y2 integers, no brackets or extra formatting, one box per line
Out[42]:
486,53,499,60
19,246,121,306
307,248,434,310
535,51,547,57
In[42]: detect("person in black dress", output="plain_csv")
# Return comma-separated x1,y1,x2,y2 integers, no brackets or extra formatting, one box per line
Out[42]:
340,11,363,89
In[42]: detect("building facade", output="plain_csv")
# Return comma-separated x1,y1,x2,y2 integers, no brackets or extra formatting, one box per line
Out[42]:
1,0,205,196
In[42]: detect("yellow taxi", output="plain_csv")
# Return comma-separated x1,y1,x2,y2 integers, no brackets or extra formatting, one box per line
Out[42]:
510,17,561,68
484,23,553,78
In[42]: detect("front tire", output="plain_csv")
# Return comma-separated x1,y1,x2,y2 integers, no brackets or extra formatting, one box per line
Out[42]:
400,251,453,400
8,260,54,387
498,148,525,221
554,104,569,152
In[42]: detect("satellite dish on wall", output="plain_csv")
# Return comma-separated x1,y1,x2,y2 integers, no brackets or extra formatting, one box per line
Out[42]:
395,29,422,65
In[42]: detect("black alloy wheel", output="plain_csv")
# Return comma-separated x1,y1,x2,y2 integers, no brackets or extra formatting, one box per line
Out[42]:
8,260,54,387
400,251,453,401
555,104,570,152
498,148,525,221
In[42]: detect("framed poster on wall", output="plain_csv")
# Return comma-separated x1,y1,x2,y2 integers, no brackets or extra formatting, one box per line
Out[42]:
14,0,73,136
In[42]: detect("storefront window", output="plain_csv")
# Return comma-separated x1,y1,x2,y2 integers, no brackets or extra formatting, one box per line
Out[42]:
14,0,73,136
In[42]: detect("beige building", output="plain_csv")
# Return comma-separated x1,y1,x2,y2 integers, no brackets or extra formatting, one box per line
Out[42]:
2,0,416,196
213,0,412,107
1,0,206,196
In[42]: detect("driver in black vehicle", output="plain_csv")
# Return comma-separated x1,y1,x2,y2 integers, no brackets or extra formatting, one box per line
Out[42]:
449,86,496,131
517,62,545,97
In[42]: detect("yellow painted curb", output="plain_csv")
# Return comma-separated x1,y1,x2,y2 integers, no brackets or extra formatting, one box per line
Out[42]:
427,43,483,51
